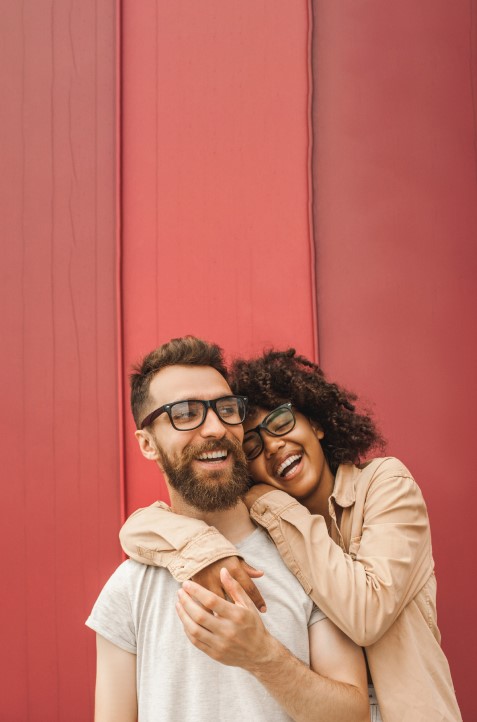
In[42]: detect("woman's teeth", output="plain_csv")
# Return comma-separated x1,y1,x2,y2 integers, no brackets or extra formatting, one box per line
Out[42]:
277,454,302,478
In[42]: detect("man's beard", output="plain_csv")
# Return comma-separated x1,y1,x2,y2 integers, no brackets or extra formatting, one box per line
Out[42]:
157,436,250,512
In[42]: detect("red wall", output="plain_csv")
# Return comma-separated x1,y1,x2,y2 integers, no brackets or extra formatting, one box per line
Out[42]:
1,2,120,720
2,0,474,719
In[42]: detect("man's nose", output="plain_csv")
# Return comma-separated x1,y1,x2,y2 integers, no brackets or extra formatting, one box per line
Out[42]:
199,407,227,438
264,435,286,459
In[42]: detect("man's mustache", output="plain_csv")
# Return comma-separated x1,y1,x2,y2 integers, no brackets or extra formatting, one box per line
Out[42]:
181,436,246,464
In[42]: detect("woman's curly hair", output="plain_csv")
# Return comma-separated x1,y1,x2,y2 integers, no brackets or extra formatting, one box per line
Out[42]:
230,349,385,473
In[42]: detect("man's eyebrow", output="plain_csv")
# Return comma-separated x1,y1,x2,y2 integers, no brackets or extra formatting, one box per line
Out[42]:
158,393,233,404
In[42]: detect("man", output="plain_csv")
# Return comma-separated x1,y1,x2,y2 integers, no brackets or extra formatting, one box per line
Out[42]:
86,336,370,722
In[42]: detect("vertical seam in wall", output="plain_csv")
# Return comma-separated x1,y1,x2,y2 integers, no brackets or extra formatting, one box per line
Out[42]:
20,3,31,717
50,3,60,716
116,0,126,526
470,0,477,185
306,0,319,364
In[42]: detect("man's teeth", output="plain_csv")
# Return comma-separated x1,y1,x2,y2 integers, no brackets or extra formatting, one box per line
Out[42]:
277,454,302,477
197,450,228,461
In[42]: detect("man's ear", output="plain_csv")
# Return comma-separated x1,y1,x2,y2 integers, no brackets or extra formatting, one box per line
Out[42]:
135,430,161,464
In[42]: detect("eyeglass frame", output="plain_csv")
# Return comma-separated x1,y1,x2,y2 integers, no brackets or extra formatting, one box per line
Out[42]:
243,403,296,460
139,395,248,431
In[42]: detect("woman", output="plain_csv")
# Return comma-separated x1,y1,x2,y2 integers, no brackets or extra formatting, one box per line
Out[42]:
120,349,461,722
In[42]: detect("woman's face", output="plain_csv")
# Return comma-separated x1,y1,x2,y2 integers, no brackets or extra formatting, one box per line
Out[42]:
243,406,334,506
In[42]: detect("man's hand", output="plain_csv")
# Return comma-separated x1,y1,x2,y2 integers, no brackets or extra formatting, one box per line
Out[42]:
191,556,267,612
243,483,277,509
177,569,370,722
176,568,275,670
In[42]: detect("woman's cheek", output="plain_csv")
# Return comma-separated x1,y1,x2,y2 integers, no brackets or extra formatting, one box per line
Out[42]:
248,459,268,484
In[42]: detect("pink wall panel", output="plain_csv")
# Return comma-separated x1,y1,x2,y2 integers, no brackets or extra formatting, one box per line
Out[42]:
121,0,317,513
313,2,476,717
0,2,119,720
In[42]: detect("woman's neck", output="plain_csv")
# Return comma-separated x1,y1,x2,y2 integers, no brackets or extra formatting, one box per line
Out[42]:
304,464,335,525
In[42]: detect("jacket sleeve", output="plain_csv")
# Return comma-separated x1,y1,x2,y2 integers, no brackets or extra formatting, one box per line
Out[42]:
119,501,239,582
248,464,433,646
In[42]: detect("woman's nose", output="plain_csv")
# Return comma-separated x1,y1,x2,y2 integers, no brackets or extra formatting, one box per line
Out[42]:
263,436,286,459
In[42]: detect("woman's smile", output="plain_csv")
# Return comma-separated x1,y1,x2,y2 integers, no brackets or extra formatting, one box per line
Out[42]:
274,452,304,479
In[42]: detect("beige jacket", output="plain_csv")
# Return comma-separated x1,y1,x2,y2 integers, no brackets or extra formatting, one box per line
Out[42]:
120,457,461,722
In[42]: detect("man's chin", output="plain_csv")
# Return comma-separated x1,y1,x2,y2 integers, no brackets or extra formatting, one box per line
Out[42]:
160,449,250,511
192,465,235,484
174,472,248,512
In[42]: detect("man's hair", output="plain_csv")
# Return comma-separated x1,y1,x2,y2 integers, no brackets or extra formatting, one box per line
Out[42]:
230,349,385,472
130,336,228,428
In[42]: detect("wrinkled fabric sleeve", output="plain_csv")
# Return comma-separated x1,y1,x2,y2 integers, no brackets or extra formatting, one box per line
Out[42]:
249,468,433,646
119,501,239,582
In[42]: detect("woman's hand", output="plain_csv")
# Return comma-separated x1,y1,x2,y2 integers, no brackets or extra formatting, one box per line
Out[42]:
192,556,266,612
243,483,277,509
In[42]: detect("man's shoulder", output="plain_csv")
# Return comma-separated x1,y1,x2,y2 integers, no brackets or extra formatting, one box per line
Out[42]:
107,557,147,581
88,558,176,625
101,557,172,594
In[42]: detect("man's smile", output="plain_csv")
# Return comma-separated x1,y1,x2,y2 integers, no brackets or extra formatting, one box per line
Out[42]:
196,449,229,461
194,449,232,469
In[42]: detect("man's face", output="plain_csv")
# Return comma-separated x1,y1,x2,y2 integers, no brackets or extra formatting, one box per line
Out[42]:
136,365,249,511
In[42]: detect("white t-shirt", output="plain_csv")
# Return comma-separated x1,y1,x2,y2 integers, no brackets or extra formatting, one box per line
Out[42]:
86,526,326,722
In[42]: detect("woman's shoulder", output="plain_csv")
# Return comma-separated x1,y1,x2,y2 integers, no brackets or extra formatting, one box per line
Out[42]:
352,457,427,509
357,456,414,480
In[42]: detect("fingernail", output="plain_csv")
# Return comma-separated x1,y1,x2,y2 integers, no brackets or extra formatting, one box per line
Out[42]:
260,604,267,613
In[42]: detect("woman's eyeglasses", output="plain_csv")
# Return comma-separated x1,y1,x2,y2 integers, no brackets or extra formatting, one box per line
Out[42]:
243,403,296,460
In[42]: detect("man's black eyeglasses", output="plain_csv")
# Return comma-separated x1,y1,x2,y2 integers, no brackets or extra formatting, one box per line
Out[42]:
243,403,296,461
140,395,248,431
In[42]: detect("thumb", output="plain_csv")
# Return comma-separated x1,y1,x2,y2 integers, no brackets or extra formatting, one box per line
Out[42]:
220,567,255,609
242,562,264,579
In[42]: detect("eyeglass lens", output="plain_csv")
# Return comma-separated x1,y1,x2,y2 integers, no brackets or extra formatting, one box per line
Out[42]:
170,396,245,430
243,405,295,460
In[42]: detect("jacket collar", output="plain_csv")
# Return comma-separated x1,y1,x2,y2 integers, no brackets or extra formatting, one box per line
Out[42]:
330,462,365,508
331,458,389,508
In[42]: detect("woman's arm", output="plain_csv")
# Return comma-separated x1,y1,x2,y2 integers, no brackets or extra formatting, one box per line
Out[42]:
120,501,236,579
246,458,433,646
119,501,267,610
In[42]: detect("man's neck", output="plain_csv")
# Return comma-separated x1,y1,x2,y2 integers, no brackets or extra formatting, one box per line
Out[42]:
169,491,256,545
